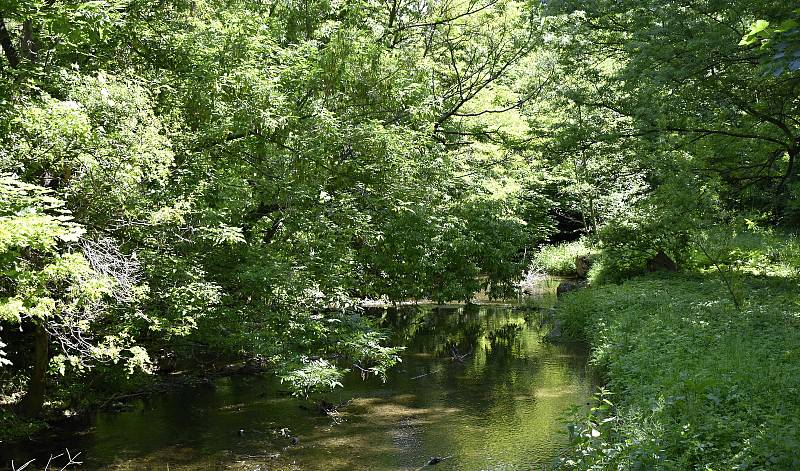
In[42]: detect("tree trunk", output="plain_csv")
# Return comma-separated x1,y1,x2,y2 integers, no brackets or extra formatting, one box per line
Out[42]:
774,145,798,223
20,19,37,62
0,16,20,68
20,323,49,418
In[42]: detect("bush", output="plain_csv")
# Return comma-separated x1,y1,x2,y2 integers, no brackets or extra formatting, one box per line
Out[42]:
533,239,596,277
587,165,715,283
687,224,800,278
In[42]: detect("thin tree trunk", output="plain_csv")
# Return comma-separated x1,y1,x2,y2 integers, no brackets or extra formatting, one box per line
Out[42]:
20,323,49,418
21,19,37,62
0,17,19,68
774,145,798,222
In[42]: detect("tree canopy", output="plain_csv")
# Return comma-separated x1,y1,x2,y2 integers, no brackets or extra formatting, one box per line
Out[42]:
1,2,798,459
1,0,551,413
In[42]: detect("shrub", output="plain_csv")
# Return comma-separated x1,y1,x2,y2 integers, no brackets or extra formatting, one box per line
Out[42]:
533,239,596,277
687,224,800,278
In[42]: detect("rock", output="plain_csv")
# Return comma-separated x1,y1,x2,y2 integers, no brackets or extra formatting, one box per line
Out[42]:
290,436,300,446
556,281,580,297
575,255,591,278
646,250,677,272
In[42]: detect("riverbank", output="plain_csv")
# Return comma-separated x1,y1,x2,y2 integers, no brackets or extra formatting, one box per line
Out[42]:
0,288,555,449
554,273,800,469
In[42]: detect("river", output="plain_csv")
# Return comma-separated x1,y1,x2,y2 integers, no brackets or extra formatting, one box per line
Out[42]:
3,294,594,470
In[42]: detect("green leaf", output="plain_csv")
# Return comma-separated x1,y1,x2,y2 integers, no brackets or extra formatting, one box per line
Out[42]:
739,19,770,46
751,19,771,35
776,19,799,33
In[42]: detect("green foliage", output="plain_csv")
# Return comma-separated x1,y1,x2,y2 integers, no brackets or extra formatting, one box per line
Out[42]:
0,408,44,443
688,223,800,278
5,73,174,226
2,1,797,465
572,157,719,283
539,0,800,228
560,387,619,467
556,273,800,469
0,0,549,410
533,239,595,277
741,10,800,76
0,174,150,374
279,358,345,397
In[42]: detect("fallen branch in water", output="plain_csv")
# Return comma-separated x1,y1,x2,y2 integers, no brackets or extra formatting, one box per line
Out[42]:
411,368,442,380
450,346,472,363
100,391,150,408
51,449,82,471
13,449,83,471
11,459,34,471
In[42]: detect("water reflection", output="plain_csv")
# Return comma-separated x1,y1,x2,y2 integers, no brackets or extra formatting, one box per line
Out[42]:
3,304,593,470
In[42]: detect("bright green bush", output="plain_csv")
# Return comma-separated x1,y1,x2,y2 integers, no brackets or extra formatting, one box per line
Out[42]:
557,275,800,469
687,225,800,278
533,239,595,277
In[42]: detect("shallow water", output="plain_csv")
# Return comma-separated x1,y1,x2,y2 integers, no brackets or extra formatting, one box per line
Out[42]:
3,302,594,471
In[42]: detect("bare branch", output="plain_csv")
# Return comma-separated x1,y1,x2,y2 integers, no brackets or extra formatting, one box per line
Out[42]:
12,458,35,471
81,237,142,303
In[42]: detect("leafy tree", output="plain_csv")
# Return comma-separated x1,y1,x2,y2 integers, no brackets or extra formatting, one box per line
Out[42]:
0,175,149,416
533,0,800,265
0,0,550,417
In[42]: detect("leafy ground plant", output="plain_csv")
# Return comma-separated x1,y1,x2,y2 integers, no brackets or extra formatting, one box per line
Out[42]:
556,273,800,469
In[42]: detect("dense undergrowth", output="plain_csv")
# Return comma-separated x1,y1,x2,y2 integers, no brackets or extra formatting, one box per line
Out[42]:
550,230,800,469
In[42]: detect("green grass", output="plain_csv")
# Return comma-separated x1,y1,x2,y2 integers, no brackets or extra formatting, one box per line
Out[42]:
688,226,800,279
533,239,596,277
556,274,800,469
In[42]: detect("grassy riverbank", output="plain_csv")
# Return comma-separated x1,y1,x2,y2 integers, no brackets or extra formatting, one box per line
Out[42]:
550,233,800,469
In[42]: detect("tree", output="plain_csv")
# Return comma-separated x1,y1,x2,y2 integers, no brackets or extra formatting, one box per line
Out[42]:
0,0,551,412
533,0,800,247
0,175,150,416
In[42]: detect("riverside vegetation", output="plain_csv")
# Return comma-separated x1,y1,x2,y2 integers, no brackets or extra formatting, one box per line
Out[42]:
550,227,800,469
1,0,799,469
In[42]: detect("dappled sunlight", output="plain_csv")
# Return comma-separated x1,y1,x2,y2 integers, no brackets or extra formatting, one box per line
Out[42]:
2,0,798,468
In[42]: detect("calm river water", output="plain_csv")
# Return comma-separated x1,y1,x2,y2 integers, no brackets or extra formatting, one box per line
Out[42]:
3,299,594,470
